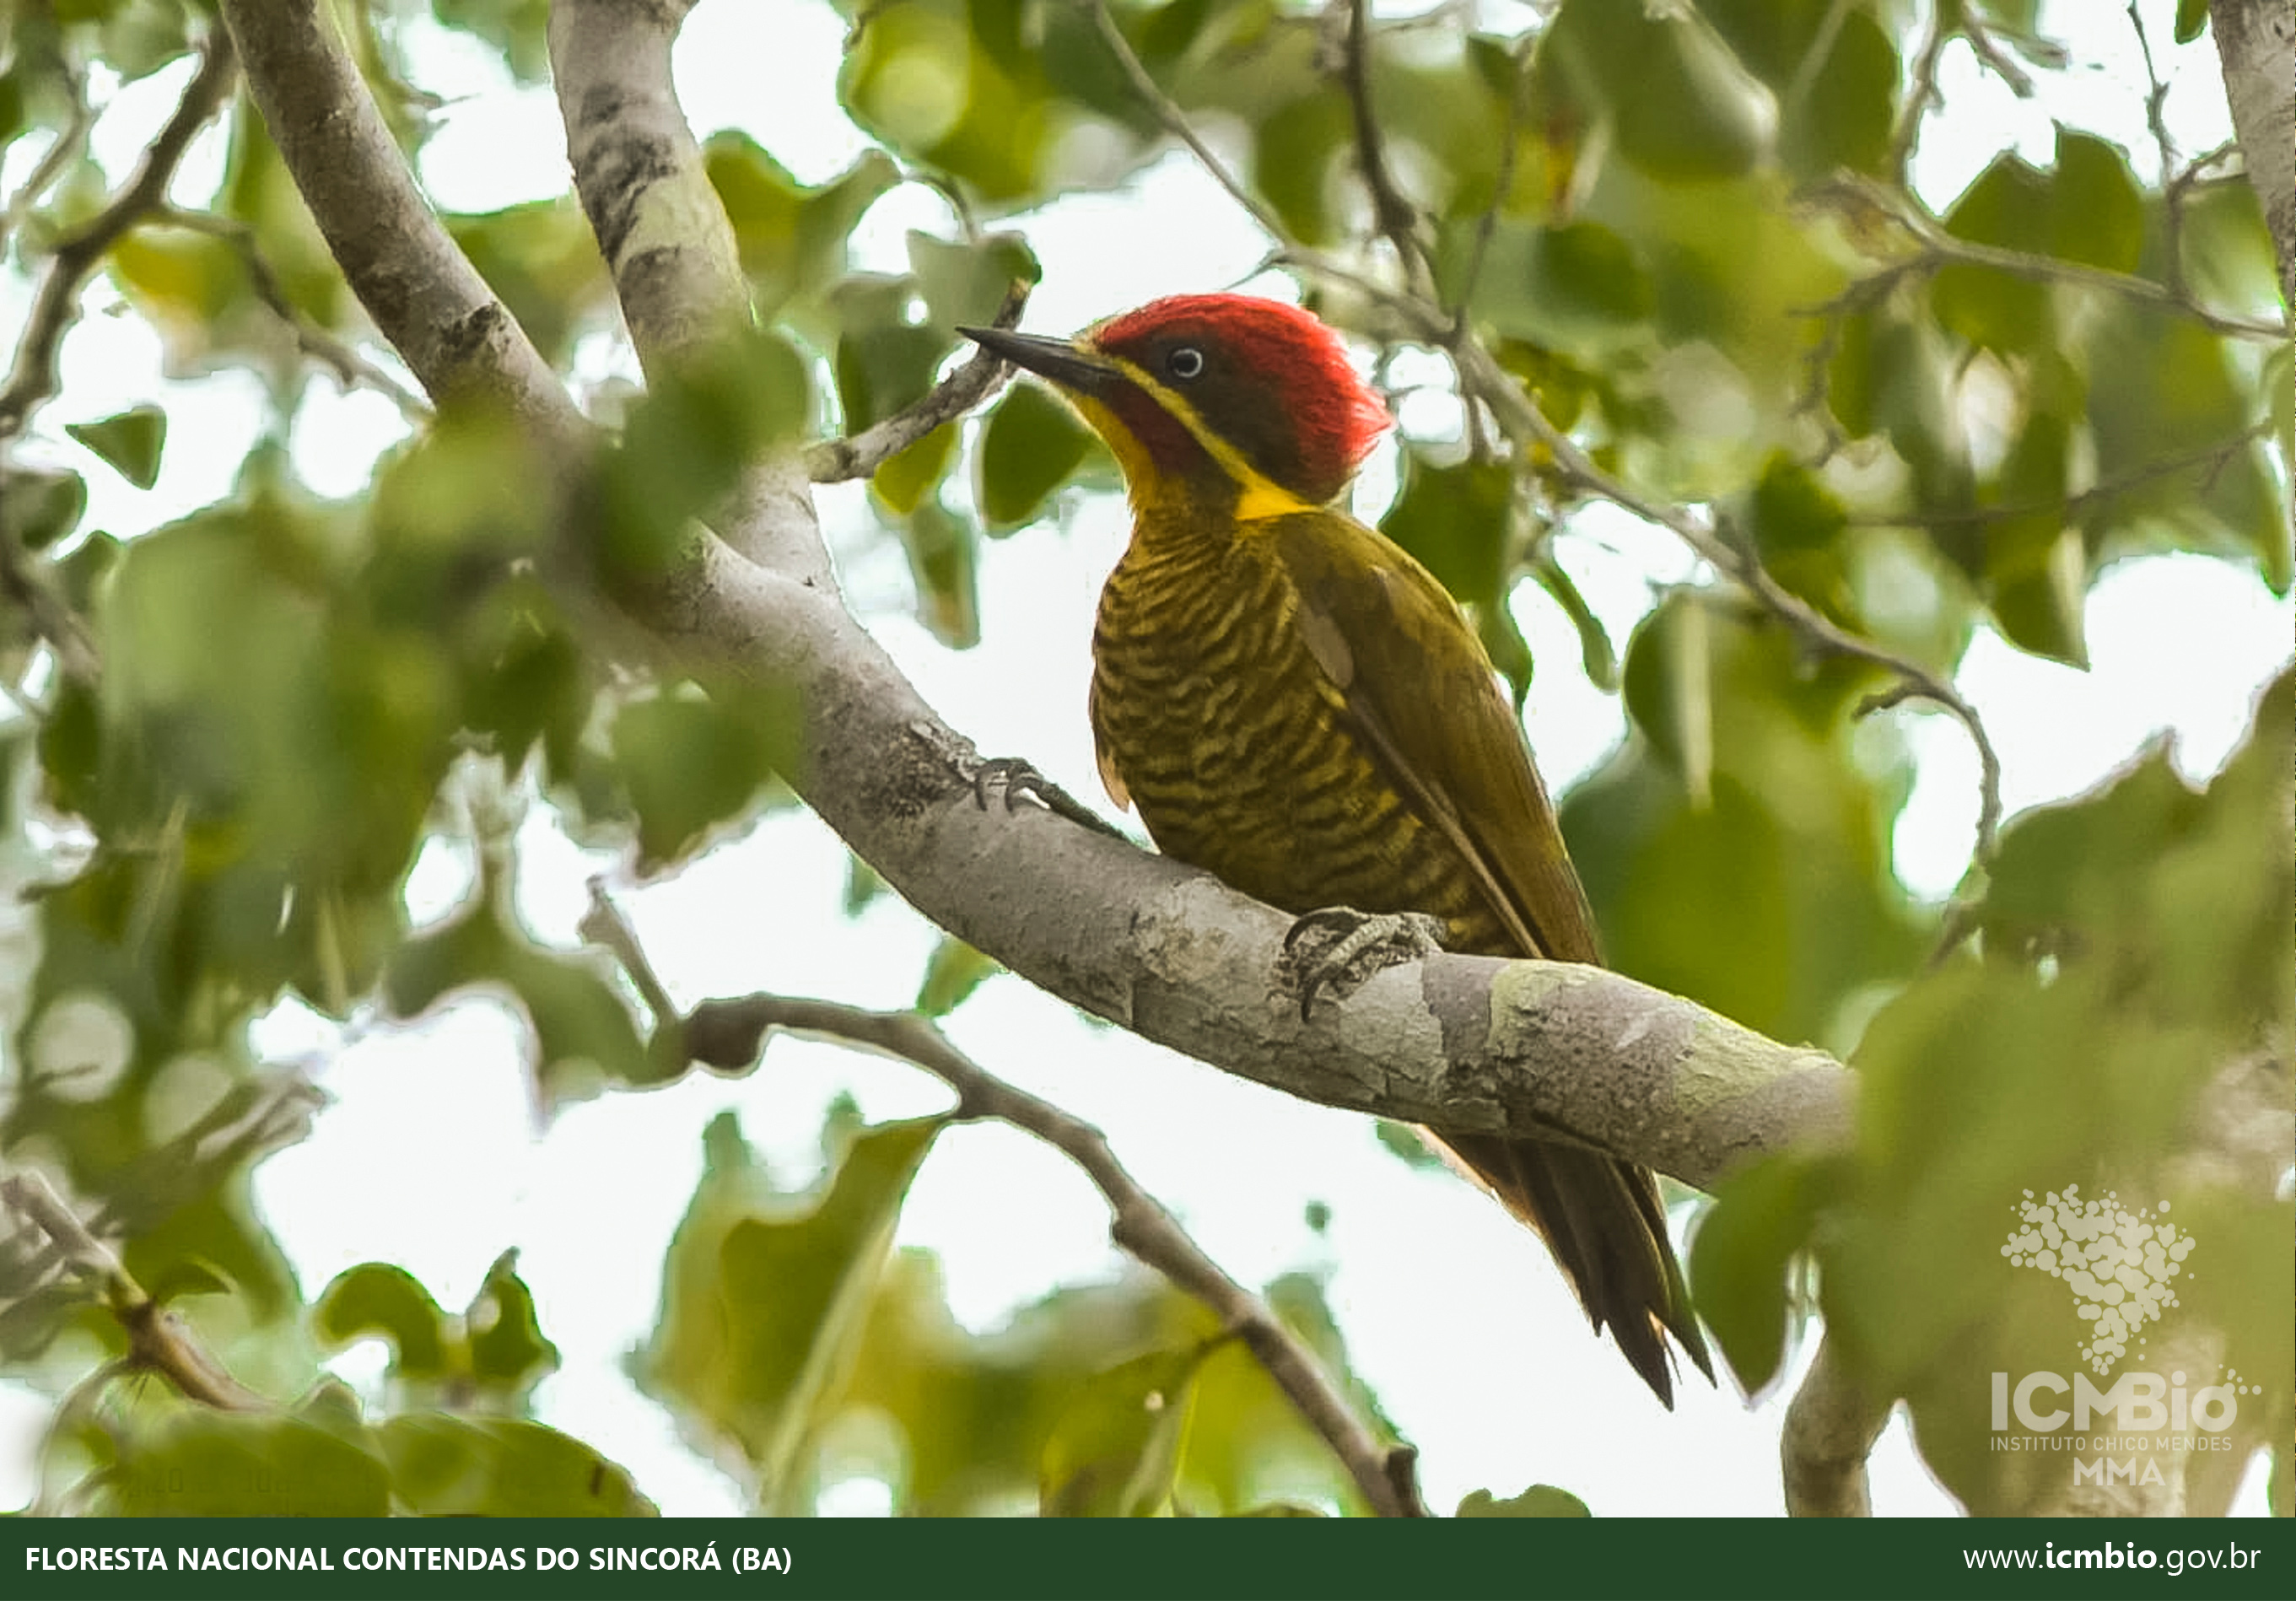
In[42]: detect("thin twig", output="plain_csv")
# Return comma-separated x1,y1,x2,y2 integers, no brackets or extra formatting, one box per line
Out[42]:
0,32,240,443
1339,0,1432,298
1885,0,1952,175
1448,336,2007,861
0,1170,267,1412
805,283,1028,482
584,883,1428,1517
1450,31,1535,336
1844,415,2277,531
154,208,434,419
1805,173,2288,344
1955,3,2039,96
0,522,101,685
1084,0,1292,248
0,46,94,256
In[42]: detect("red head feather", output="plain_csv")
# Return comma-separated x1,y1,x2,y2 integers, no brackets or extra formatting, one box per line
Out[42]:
1091,294,1391,502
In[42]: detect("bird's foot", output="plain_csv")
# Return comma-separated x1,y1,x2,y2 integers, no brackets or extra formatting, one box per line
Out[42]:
971,756,1125,838
1277,908,1449,1022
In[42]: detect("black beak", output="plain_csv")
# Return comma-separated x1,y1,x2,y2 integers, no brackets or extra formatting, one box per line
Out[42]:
957,326,1118,396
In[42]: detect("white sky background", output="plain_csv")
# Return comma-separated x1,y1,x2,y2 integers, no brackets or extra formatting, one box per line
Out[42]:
0,0,2288,1516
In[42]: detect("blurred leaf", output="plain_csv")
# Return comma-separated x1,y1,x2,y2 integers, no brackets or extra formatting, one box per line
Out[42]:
610,685,797,869
705,137,901,321
870,423,957,518
915,935,1001,1017
430,0,552,83
2173,0,2207,44
382,890,654,1104
1528,552,1618,691
1380,449,1512,611
466,1249,559,1400
907,230,1039,333
1565,594,1926,1048
2,466,86,549
449,200,612,368
1457,1483,1592,1517
314,1262,450,1381
378,1414,652,1515
1689,1153,1828,1395
977,381,1095,531
1534,0,1772,183
899,499,981,649
639,1113,946,1509
1041,1341,1210,1517
1372,1119,1445,1172
1462,221,1652,355
65,406,166,489
1813,671,2293,1513
843,853,887,916
99,1410,391,1515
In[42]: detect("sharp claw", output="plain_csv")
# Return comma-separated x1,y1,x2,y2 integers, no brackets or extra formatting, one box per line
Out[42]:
1280,907,1451,1021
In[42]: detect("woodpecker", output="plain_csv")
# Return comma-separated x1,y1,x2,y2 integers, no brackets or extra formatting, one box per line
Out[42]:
962,295,1711,1405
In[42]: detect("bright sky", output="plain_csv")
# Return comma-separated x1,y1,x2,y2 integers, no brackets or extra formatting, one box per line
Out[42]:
0,0,2285,1517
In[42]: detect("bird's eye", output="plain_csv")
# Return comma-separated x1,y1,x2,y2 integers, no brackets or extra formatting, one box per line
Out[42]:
1166,346,1205,380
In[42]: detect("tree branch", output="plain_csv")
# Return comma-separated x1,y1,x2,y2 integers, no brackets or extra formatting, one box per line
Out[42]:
805,283,1030,482
547,0,751,379
583,884,1425,1517
216,0,583,450
0,31,238,443
154,208,433,419
0,1170,266,1412
1781,1334,1885,1516
2209,0,2296,314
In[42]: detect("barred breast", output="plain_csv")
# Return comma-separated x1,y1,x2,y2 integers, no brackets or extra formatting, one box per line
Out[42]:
1089,516,1510,954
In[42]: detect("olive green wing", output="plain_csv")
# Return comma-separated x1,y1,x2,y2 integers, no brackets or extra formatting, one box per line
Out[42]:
1275,509,1604,965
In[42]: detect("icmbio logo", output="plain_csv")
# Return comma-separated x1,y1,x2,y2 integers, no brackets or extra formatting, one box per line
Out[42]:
1987,1186,2265,1485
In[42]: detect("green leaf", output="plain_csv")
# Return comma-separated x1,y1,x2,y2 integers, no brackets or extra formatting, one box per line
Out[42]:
898,499,981,649
977,381,1094,530
2173,0,2207,44
1457,1483,1592,1517
1568,595,1926,1048
1528,553,1618,691
609,686,796,869
430,0,553,84
1688,1153,1826,1394
870,422,957,517
1040,1341,1210,1517
906,229,1039,333
66,405,166,489
2,466,86,548
314,1262,450,1380
1372,1119,1446,1171
1463,221,1652,355
1378,449,1513,611
638,1114,946,1508
377,1414,654,1516
704,138,900,320
915,935,1001,1017
466,1249,560,1399
382,894,654,1104
1536,0,1772,183
101,1411,391,1515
